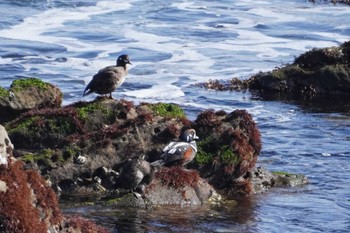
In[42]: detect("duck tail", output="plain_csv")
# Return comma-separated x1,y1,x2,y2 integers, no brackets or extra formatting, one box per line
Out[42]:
83,88,91,97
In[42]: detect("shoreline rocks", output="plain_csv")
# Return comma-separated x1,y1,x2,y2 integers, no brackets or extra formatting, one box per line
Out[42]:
197,41,350,97
0,76,309,230
1,92,308,202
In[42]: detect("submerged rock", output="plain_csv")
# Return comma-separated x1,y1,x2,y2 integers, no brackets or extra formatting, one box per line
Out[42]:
251,167,309,194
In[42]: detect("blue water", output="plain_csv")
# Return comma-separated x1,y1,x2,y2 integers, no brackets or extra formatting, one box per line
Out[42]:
1,0,350,232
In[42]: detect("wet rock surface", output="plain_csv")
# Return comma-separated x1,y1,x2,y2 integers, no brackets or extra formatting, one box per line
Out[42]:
197,41,350,96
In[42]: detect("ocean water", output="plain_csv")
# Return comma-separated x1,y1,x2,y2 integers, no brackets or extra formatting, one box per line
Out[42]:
1,0,350,232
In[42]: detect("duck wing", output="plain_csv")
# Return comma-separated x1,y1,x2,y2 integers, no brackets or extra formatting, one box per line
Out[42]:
161,142,192,165
83,66,126,96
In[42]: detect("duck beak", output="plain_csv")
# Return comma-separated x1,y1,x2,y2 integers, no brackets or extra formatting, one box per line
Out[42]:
126,59,132,65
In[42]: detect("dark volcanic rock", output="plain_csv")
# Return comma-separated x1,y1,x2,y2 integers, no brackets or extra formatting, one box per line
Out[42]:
246,41,350,95
0,78,62,123
197,41,350,96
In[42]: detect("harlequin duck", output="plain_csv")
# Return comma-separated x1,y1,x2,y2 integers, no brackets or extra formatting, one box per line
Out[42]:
151,129,199,167
117,155,154,194
83,54,131,98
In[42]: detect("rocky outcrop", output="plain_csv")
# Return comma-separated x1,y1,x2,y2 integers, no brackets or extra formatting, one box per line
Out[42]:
5,97,266,199
0,77,62,123
197,41,350,96
1,78,309,208
0,125,109,233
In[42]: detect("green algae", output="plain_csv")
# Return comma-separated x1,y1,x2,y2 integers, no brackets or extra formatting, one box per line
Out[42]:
21,148,72,166
62,146,80,160
11,77,48,91
21,149,53,163
0,87,10,98
196,137,239,166
150,103,185,118
76,101,113,121
271,171,293,176
219,145,239,165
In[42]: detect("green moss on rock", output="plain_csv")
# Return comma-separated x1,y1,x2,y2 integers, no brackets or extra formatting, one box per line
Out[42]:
150,103,185,118
21,149,68,166
0,87,10,98
271,171,293,176
11,78,48,91
195,147,213,164
21,149,57,164
62,146,80,161
76,101,113,121
219,145,239,165
7,115,80,149
195,138,240,166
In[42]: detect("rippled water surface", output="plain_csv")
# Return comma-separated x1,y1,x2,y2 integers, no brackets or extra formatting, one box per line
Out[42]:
1,0,350,232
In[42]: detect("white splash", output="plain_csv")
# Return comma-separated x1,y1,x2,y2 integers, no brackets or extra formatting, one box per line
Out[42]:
0,1,132,52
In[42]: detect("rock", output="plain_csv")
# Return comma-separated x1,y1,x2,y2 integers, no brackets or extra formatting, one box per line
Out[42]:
4,91,306,200
248,41,350,95
0,124,108,233
145,167,216,206
251,167,309,194
6,98,262,198
309,0,350,6
0,125,13,166
271,170,309,187
197,41,350,96
192,109,262,197
0,77,63,123
106,167,218,207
